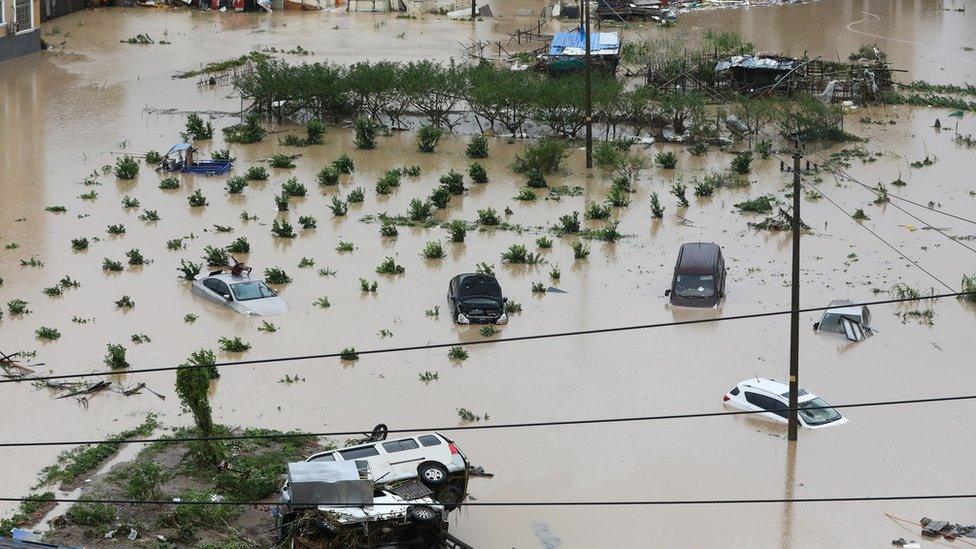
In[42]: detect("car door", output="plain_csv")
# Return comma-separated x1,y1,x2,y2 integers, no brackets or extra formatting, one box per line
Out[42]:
337,444,394,483
744,391,789,423
201,278,227,305
381,438,424,480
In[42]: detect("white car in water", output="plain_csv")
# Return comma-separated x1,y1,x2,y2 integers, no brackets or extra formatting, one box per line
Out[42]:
723,378,848,429
191,271,289,316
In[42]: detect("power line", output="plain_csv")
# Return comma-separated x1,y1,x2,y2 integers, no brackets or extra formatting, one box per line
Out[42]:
774,153,955,291
1,494,974,508
2,291,971,386
816,155,976,256
2,393,974,448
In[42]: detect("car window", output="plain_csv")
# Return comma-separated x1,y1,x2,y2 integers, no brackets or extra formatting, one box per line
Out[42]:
673,274,716,298
232,280,276,301
308,452,336,462
729,386,740,396
339,445,380,460
214,281,231,297
744,392,788,418
382,439,420,453
418,435,441,447
798,397,842,426
203,278,222,292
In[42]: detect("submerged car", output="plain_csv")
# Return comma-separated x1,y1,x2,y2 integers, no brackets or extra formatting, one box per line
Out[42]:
305,432,468,491
191,271,289,316
448,273,508,325
723,378,848,429
665,242,727,307
814,300,875,342
277,461,448,547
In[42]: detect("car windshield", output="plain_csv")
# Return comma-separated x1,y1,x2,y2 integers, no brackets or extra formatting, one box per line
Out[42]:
231,281,276,301
459,277,501,299
674,274,715,298
462,297,500,307
798,397,843,426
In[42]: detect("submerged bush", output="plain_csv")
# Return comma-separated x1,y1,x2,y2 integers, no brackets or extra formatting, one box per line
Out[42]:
511,138,570,174
223,113,266,144
417,125,443,153
104,344,129,370
422,241,446,259
501,244,544,264
478,208,501,226
354,117,377,150
466,134,489,158
468,162,488,184
376,256,405,275
115,156,139,180
731,151,754,174
655,151,678,169
332,153,355,174
184,113,214,141
317,165,339,186
244,165,269,180
734,194,775,213
440,170,466,195
264,267,292,284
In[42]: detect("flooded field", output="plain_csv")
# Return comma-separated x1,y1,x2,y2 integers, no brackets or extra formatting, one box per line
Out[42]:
2,1,976,546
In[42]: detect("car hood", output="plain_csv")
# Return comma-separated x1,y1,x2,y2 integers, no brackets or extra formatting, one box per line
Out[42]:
234,297,289,316
669,293,719,308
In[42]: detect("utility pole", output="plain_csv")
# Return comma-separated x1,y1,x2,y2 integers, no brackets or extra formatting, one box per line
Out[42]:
787,142,802,441
584,0,593,169
470,0,475,19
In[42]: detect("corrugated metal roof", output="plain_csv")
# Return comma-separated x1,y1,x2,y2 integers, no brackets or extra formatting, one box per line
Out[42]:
715,55,797,72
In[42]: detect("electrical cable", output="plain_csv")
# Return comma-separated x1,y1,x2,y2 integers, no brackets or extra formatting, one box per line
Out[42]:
2,393,974,448
2,291,971,386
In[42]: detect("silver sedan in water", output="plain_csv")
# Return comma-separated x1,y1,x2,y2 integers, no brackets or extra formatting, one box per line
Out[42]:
190,272,289,316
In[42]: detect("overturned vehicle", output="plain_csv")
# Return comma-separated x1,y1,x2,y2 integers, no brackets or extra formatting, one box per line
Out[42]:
277,431,470,548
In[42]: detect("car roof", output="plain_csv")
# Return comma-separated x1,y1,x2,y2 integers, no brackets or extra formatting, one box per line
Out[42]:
823,300,867,317
737,377,816,400
676,243,721,274
313,433,443,455
202,272,259,284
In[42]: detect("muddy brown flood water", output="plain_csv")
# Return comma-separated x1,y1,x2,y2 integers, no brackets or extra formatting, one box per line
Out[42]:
1,1,976,547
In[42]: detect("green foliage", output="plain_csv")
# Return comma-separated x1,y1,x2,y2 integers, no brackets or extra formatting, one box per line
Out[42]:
380,221,399,237
0,492,54,536
731,151,753,174
219,336,251,353
178,259,202,281
409,198,434,221
468,162,488,184
417,124,443,152
244,165,269,180
212,149,234,161
466,134,489,158
223,113,266,144
694,178,715,197
188,189,208,207
594,140,627,169
531,281,546,293
960,274,976,304
515,188,537,201
340,347,359,360
104,343,129,370
317,165,339,186
354,117,377,149
476,262,495,275
225,176,248,194
144,150,162,164
670,181,689,207
65,502,116,527
423,240,446,259
755,139,773,159
126,248,146,265
203,245,230,266
176,360,221,467
264,266,292,284
299,215,317,229
115,155,139,179
36,326,61,340
448,219,467,242
115,295,135,309
606,185,631,208
184,114,214,141
102,258,124,272
336,241,355,252
269,154,296,169
106,223,126,235
428,187,452,208
281,177,307,197
525,169,548,188
571,240,590,260
347,187,365,203
225,236,250,254
585,202,612,220
440,170,466,195
478,208,501,226
329,196,348,216
511,138,569,174
734,194,775,213
45,205,66,213
332,153,355,174
558,211,581,233
536,236,553,248
359,278,377,292
655,151,678,169
314,296,331,308
71,238,89,250
375,170,402,194
8,299,29,315
376,256,406,275
501,244,544,264
448,346,469,361
138,209,160,221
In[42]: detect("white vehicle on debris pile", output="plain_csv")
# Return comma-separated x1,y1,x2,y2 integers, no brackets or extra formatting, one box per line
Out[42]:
190,265,288,316
723,378,848,429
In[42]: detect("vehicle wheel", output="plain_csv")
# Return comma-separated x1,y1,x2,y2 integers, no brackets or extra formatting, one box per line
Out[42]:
408,504,440,523
367,423,389,442
417,462,449,486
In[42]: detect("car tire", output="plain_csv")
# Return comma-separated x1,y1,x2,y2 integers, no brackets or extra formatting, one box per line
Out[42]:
408,504,440,524
367,423,388,442
417,462,449,486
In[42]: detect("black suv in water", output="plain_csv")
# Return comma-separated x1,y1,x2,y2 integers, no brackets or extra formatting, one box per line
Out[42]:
448,273,508,324
665,242,727,307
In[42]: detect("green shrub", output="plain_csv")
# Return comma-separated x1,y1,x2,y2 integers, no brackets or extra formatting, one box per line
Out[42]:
223,113,266,143
694,179,714,197
960,274,976,304
525,169,548,188
188,189,208,207
448,346,469,361
755,139,773,159
115,156,139,179
501,244,543,264
536,236,553,249
225,237,250,254
417,124,443,153
572,240,590,259
731,151,753,174
271,218,296,238
358,278,377,292
511,138,569,174
8,299,29,315
468,162,488,184
104,343,129,369
115,295,135,309
329,196,348,216
306,118,325,144
606,185,630,207
36,327,61,340
225,176,248,194
478,208,501,226
317,166,339,186
594,140,625,169
347,187,365,203
585,202,611,220
448,220,467,242
106,223,126,235
65,502,116,527
332,153,355,174
281,177,307,197
184,114,213,141
655,151,678,169
423,241,445,259
440,170,466,195
380,222,399,237
159,177,180,190
178,259,201,280
376,256,405,275
244,165,269,180
375,170,401,194
299,216,317,229
126,248,146,265
123,462,166,499
219,336,251,353
354,117,377,150
121,195,140,208
336,241,355,252
144,150,162,164
466,134,489,158
103,258,124,272
138,209,160,221
734,195,775,213
212,149,234,161
269,154,295,169
264,267,292,284
71,238,89,250
515,188,537,201
670,181,689,207
428,187,451,208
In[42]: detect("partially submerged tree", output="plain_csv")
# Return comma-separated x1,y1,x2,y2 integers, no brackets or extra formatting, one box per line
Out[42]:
175,355,222,468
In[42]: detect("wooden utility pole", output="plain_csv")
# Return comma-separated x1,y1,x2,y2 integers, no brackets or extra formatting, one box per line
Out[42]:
470,0,475,19
584,0,593,169
787,143,802,441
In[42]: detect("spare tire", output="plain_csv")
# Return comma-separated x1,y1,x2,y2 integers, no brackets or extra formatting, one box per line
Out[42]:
408,504,439,523
368,423,389,442
417,462,448,486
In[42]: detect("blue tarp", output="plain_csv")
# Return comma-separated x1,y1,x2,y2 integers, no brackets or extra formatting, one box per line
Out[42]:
549,27,619,56
165,143,193,155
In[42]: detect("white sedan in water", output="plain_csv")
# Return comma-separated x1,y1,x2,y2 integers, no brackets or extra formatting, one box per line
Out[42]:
723,377,848,429
191,272,289,316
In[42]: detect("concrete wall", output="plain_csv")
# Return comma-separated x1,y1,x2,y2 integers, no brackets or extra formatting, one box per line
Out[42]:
0,0,42,63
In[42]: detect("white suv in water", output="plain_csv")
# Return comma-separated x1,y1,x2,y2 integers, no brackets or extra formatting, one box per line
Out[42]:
305,432,467,487
723,378,848,429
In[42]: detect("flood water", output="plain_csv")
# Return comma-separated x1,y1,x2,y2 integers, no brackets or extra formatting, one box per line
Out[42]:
2,1,976,547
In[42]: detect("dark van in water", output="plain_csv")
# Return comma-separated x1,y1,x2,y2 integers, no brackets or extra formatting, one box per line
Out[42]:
665,243,727,307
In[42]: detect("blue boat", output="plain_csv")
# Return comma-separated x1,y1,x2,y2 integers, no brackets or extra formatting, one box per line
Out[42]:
158,143,233,176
